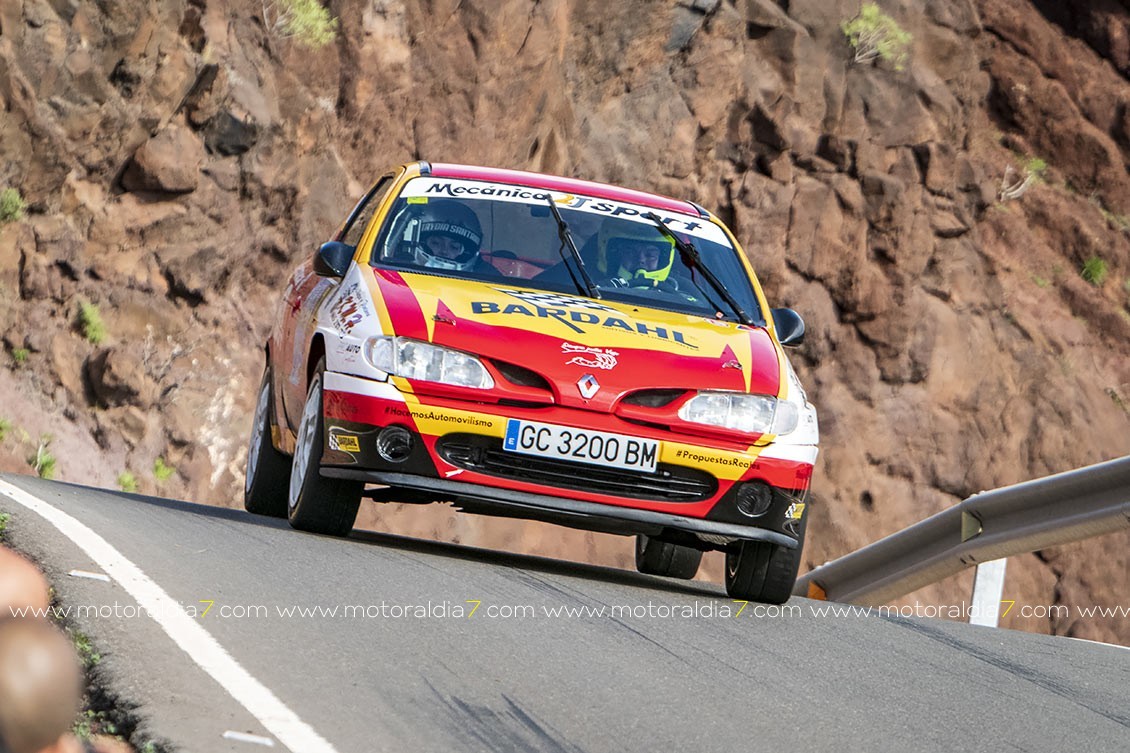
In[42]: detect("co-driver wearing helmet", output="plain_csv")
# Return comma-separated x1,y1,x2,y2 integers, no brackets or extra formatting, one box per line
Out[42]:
596,218,680,290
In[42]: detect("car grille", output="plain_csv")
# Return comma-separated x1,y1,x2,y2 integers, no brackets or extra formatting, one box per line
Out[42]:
437,434,717,502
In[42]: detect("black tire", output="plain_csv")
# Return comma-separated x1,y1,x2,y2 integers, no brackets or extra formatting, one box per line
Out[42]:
244,364,291,518
724,514,807,605
286,359,363,537
635,535,703,580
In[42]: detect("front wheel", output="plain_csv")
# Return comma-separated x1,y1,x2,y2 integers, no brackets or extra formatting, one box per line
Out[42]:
634,535,702,580
287,359,363,537
724,514,807,605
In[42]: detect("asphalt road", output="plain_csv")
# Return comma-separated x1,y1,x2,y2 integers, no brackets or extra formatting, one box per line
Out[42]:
2,473,1128,753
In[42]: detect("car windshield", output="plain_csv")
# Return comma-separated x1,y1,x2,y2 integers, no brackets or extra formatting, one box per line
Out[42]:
370,176,764,324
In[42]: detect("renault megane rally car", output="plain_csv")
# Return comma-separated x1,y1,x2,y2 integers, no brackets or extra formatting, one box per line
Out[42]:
244,161,818,604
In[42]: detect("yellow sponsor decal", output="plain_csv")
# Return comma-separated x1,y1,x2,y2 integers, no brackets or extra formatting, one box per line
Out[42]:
386,399,501,436
786,502,806,520
407,196,428,204
329,433,361,452
663,444,751,480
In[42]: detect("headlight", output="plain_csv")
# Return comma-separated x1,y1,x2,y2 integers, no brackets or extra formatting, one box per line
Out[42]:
678,392,798,435
364,336,494,389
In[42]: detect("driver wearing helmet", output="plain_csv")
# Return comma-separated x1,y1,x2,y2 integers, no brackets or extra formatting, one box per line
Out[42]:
597,218,678,289
413,200,490,273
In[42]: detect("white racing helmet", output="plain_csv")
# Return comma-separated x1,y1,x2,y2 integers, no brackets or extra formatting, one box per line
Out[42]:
413,200,484,271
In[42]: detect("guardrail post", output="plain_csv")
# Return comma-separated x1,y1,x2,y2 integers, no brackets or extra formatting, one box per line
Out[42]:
969,559,1007,627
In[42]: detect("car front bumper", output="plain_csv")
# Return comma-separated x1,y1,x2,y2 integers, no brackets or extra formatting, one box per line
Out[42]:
320,371,815,547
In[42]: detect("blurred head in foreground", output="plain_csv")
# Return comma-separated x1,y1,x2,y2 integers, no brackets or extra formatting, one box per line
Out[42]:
0,546,50,618
0,617,83,753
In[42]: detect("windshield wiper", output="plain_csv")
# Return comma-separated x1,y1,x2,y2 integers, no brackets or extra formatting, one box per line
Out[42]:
643,212,755,326
545,196,601,299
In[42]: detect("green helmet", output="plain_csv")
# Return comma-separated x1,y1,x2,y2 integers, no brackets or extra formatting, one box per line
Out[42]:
597,219,676,284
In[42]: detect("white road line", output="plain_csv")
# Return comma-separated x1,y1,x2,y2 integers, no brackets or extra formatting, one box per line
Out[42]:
0,478,340,753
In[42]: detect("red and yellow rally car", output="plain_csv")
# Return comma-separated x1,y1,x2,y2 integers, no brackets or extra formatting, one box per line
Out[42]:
244,162,818,603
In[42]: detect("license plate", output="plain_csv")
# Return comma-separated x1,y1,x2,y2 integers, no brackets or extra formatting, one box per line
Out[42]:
503,419,659,473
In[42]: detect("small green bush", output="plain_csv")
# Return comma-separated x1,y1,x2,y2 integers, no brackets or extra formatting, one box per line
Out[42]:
71,630,101,669
78,301,106,344
1024,156,1048,183
842,3,912,71
11,347,29,364
0,188,25,224
1081,256,1108,286
153,457,175,484
266,0,338,49
117,471,139,493
0,418,11,443
30,436,56,480
999,156,1047,201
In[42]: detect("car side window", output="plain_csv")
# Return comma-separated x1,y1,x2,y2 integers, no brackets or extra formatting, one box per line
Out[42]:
340,175,394,248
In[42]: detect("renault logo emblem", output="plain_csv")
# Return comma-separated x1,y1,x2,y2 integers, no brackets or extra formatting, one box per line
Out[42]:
577,374,600,399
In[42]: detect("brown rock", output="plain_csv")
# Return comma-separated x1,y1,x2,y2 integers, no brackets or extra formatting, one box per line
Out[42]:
49,332,85,400
861,171,907,230
86,346,159,408
913,142,956,196
122,125,203,195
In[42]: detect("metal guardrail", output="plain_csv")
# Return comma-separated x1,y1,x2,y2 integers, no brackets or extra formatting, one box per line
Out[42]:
793,455,1130,604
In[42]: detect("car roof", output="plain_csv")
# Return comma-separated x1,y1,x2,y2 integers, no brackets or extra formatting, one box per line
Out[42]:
428,163,706,218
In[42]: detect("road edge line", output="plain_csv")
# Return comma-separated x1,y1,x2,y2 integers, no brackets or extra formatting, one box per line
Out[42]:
0,478,340,753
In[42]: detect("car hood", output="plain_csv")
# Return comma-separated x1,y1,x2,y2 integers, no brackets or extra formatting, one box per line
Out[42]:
368,269,781,411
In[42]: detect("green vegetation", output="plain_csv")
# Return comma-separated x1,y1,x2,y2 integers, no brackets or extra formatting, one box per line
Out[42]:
0,512,9,539
78,300,106,344
117,471,139,493
1031,274,1050,288
0,417,10,443
1109,388,1129,414
1081,256,1108,286
1103,208,1130,232
72,630,101,669
29,435,56,480
264,0,339,49
11,347,29,364
153,456,175,484
0,187,25,224
842,3,912,71
1024,156,1048,183
999,155,1048,201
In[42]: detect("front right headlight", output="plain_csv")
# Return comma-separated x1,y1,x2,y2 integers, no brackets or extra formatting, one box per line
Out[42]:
678,391,798,435
364,336,494,389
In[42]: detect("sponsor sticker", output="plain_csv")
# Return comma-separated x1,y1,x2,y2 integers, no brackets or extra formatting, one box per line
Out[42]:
672,448,751,470
329,282,373,335
469,300,695,347
399,177,730,245
329,433,361,452
562,342,618,370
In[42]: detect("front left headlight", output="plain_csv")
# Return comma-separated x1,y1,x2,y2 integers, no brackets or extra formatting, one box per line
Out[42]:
364,336,494,389
678,392,798,435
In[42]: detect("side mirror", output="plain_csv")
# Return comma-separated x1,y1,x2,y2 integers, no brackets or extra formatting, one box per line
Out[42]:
313,241,355,278
771,308,805,347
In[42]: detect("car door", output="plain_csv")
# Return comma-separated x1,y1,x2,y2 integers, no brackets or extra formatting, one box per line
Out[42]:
279,175,396,431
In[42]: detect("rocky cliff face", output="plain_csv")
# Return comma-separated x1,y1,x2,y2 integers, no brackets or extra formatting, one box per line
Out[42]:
1,0,1129,641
